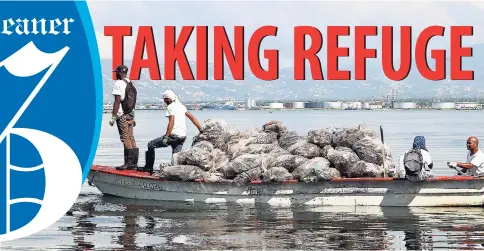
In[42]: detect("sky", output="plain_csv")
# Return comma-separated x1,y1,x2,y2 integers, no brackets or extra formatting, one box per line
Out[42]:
86,0,484,69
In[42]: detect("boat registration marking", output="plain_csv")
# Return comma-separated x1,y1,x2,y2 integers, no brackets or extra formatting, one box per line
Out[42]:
112,178,163,191
320,188,388,194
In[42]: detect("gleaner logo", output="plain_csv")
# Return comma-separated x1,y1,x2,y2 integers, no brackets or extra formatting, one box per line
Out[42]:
0,0,102,243
1,18,75,35
0,41,82,242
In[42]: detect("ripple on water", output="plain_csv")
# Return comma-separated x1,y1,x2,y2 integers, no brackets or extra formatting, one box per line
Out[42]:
3,110,484,250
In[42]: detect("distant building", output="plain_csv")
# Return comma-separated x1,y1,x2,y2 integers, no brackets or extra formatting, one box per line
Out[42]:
324,101,343,109
245,94,257,109
456,102,479,110
305,102,325,109
393,102,417,109
269,102,284,109
285,101,305,109
431,102,456,109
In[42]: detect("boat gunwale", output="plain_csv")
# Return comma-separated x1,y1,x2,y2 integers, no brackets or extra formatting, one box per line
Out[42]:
90,165,484,184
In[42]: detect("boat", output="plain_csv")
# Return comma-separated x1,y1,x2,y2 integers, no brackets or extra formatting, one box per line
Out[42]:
87,165,484,207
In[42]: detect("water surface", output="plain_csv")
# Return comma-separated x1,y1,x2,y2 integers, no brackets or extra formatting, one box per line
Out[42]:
3,110,484,250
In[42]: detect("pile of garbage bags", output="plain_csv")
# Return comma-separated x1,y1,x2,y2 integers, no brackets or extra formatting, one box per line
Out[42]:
156,119,396,184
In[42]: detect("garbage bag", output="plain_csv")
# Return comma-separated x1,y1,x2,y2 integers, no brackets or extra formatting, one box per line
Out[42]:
262,120,288,139
226,137,253,160
352,136,392,166
248,130,278,144
192,141,214,152
278,131,307,150
308,128,333,147
329,168,342,179
346,160,384,178
211,149,229,172
332,124,378,147
203,172,233,183
346,124,378,146
161,165,207,181
326,146,360,176
230,143,279,160
222,154,266,179
192,119,228,150
287,141,321,159
176,147,213,171
269,154,308,172
263,166,293,182
292,157,333,183
234,167,263,184
264,147,291,166
320,145,334,159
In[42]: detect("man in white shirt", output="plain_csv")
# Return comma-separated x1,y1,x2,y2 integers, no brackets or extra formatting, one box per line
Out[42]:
453,136,484,176
137,90,202,174
109,64,138,170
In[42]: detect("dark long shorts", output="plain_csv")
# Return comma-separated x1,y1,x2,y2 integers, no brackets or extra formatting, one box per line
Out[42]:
147,134,186,154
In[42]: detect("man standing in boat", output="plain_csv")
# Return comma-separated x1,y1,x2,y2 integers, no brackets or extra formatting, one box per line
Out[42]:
451,136,484,176
109,64,139,171
138,90,203,174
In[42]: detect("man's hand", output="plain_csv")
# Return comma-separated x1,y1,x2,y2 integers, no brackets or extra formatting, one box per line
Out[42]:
448,161,458,168
109,115,116,126
161,135,169,146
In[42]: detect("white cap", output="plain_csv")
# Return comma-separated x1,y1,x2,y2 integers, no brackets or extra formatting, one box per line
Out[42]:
162,90,177,101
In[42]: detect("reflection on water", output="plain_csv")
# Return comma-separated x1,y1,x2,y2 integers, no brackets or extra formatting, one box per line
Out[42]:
4,188,484,250
3,110,484,250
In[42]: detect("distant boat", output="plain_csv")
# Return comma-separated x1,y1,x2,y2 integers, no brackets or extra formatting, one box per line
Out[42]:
201,105,236,110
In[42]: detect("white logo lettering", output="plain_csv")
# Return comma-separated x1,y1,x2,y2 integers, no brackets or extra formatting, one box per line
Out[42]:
1,18,74,35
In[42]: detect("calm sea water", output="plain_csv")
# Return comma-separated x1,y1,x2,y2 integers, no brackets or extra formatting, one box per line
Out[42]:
3,110,484,250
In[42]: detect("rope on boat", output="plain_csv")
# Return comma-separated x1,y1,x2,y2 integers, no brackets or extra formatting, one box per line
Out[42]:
88,166,109,187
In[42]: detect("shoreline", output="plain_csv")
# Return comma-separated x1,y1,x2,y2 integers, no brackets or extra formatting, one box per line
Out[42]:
103,108,483,113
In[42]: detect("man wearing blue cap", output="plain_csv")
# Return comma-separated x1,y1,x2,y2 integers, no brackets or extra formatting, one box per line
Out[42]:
109,64,139,170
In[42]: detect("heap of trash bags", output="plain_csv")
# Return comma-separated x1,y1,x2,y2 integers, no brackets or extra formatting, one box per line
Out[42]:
155,119,397,184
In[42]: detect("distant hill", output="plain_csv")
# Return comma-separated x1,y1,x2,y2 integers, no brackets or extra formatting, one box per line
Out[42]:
101,43,484,104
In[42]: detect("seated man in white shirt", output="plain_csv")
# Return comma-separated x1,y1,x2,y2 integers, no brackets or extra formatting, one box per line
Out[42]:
137,90,202,174
451,136,484,176
398,136,435,182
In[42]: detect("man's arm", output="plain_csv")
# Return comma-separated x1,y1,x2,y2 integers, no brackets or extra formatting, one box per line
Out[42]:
165,115,174,136
112,95,120,118
185,111,202,132
457,162,475,169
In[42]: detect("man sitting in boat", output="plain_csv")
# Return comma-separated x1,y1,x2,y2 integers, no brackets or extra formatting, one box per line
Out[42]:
449,136,484,176
398,136,434,182
137,90,203,174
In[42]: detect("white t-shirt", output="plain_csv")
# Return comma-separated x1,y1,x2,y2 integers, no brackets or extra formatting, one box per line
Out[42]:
111,78,132,116
466,149,484,176
165,101,188,137
398,149,432,177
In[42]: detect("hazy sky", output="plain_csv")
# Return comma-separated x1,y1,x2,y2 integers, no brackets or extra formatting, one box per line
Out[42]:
86,0,484,68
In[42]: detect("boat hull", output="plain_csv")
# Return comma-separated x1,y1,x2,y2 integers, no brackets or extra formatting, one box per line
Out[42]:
87,165,484,207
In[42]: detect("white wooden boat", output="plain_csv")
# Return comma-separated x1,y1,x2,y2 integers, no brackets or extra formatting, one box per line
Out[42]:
87,165,484,207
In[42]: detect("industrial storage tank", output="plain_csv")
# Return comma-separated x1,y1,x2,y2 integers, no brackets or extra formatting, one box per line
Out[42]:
305,102,325,109
431,102,456,109
284,102,294,109
269,102,284,109
363,102,370,109
324,101,343,109
393,102,417,109
292,101,305,109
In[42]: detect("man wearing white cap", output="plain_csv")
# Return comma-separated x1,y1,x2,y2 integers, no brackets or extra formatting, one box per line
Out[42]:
138,90,203,174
